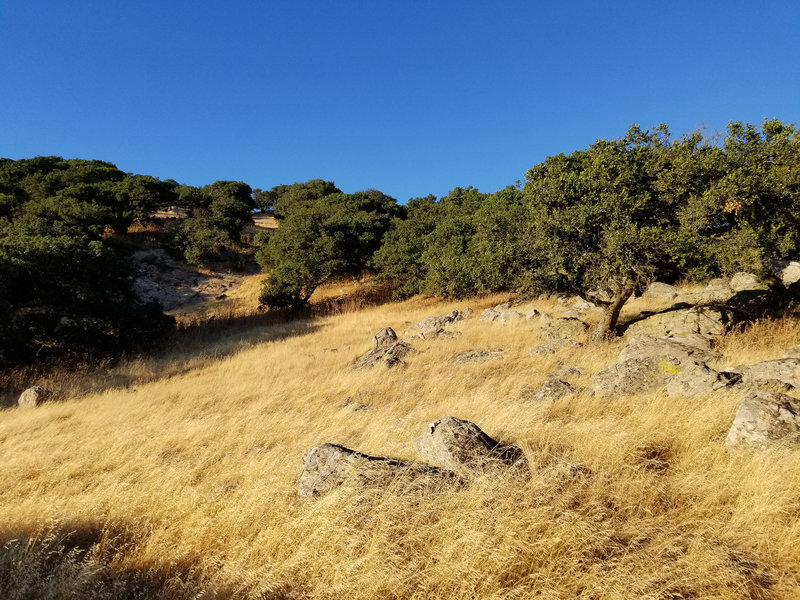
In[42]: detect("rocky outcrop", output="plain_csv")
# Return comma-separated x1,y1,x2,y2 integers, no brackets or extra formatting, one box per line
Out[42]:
726,391,800,448
727,358,800,391
624,306,738,342
17,386,51,407
449,350,504,365
353,327,413,370
409,309,472,335
413,416,527,475
730,272,766,292
480,307,522,323
619,335,718,365
298,443,453,497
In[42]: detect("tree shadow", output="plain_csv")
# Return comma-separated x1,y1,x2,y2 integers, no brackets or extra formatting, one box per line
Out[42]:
0,519,296,600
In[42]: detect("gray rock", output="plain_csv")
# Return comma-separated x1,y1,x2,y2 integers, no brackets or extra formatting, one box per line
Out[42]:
726,289,782,320
480,308,522,323
591,358,667,396
449,349,504,365
540,317,588,342
769,260,800,286
730,272,766,292
373,327,398,349
733,358,800,390
665,362,739,397
18,386,51,407
572,297,597,311
525,308,541,320
624,306,738,341
354,330,413,370
726,391,800,448
410,328,460,341
619,335,718,366
299,443,453,497
643,282,679,300
531,379,576,402
413,416,527,474
414,309,470,333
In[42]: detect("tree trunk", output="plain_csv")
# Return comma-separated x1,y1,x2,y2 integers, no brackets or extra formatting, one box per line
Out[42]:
590,278,636,343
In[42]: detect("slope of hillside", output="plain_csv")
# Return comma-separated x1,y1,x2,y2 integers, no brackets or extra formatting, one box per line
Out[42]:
1,290,800,599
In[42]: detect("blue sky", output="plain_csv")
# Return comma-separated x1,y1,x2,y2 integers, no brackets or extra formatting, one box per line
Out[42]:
1,1,798,202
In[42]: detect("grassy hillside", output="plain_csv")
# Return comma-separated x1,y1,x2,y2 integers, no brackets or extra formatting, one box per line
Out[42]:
1,290,800,599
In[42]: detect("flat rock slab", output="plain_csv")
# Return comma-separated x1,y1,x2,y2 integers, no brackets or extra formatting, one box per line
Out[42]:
449,350,504,365
624,306,738,340
531,379,576,402
480,308,522,323
409,308,472,335
414,416,527,476
353,341,413,370
620,335,719,365
726,391,800,448
299,443,455,497
729,358,800,391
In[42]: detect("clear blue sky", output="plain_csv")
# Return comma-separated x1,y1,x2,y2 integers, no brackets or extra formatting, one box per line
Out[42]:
1,1,798,202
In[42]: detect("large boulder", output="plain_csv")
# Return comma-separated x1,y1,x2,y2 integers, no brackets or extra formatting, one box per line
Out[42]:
299,443,453,497
17,386,52,407
624,306,738,342
664,362,739,397
620,335,718,365
769,260,800,287
730,272,766,292
531,379,576,402
413,416,527,475
726,289,784,320
353,327,413,370
726,391,800,449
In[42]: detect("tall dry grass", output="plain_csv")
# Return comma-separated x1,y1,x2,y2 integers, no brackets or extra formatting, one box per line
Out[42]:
1,291,800,599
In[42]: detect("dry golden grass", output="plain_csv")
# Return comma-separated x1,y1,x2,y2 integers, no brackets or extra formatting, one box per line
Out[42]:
1,291,800,599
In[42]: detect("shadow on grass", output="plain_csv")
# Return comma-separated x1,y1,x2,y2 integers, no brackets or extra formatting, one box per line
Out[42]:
0,520,295,600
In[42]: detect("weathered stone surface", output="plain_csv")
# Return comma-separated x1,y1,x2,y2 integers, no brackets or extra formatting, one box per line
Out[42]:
701,282,735,303
531,379,576,402
373,327,398,349
730,272,766,292
413,416,526,474
572,297,597,311
591,358,667,396
726,391,800,448
540,317,588,342
643,282,679,300
624,306,738,341
480,308,522,323
353,330,413,370
414,309,470,333
619,335,718,366
770,260,800,286
17,386,51,407
449,349,504,365
299,443,453,497
665,362,739,397
733,358,800,390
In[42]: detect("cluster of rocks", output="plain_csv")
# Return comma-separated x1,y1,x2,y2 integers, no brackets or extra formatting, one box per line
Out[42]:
299,416,532,497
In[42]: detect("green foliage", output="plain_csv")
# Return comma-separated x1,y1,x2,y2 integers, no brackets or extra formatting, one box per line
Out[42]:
258,189,400,307
176,181,255,266
0,157,176,364
257,179,342,219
